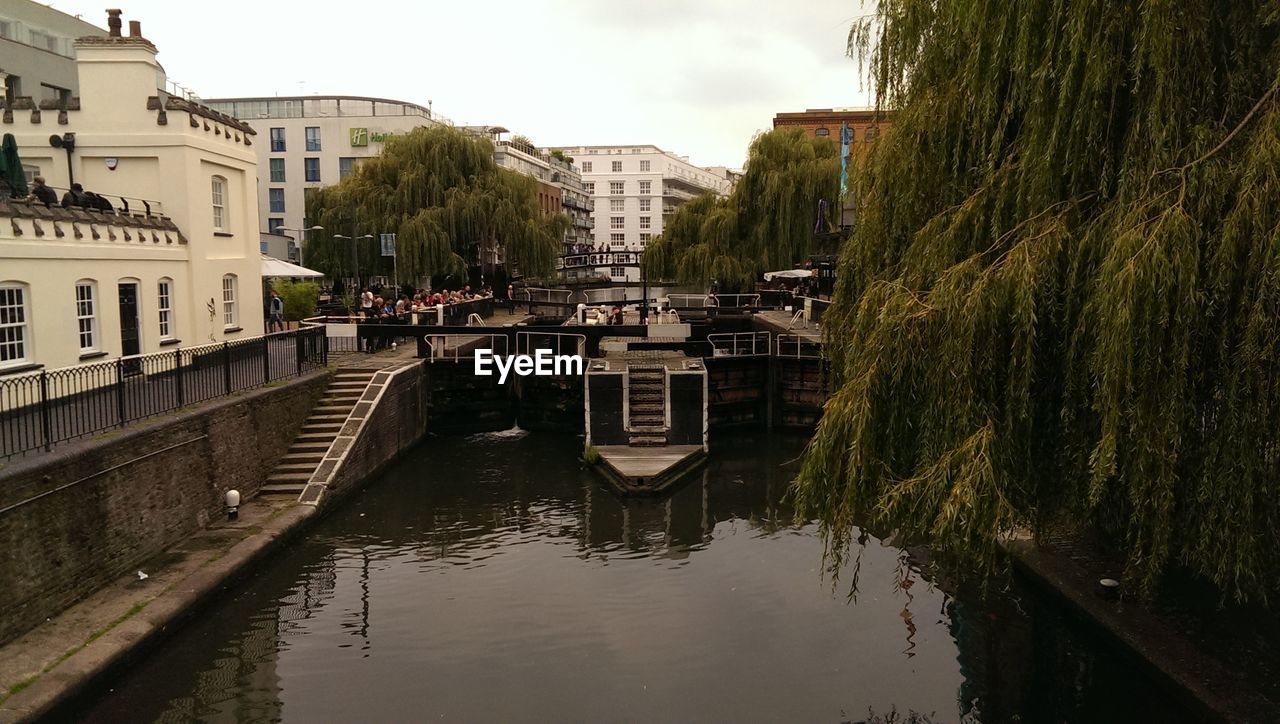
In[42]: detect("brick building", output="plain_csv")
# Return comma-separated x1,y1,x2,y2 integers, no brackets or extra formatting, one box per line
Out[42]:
772,107,892,148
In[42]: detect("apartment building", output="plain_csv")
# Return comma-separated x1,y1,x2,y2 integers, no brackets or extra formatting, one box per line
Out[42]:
551,145,730,282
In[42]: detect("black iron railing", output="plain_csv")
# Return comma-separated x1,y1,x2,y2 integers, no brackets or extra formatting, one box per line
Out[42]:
0,327,327,459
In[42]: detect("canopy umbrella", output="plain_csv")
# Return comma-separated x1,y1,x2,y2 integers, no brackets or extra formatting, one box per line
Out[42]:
0,133,28,198
763,268,815,281
261,254,324,278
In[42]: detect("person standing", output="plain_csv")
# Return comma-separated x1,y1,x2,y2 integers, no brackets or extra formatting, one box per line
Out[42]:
267,290,284,332
361,287,375,318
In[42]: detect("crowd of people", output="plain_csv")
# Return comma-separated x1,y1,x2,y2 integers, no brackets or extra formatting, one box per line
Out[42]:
565,242,623,255
354,284,496,352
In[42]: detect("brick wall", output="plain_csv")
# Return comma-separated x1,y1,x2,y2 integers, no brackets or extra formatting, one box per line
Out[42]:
327,364,430,495
0,371,330,646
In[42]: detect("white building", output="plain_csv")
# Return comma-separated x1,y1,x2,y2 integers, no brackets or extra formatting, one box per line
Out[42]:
1,10,263,373
202,95,447,255
551,145,730,282
0,0,106,106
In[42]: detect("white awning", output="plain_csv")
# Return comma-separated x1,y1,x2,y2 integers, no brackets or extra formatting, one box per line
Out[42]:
763,268,815,281
261,255,324,278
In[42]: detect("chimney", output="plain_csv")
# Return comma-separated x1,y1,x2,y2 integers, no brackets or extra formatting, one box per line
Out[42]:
128,20,143,38
107,9,122,37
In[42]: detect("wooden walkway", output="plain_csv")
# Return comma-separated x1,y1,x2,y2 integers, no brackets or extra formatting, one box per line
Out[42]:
596,445,705,495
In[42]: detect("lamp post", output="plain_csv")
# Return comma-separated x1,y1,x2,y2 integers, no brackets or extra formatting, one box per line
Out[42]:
333,234,374,293
278,224,324,265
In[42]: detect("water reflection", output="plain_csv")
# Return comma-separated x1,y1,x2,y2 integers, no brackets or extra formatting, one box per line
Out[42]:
78,432,1183,723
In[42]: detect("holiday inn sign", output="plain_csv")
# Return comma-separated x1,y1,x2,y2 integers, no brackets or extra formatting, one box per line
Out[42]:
349,128,402,147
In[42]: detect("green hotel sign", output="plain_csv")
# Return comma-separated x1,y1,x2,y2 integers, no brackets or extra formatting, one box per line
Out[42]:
350,128,402,147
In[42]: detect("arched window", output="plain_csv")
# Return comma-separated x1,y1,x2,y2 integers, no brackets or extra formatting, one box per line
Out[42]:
75,279,98,353
221,274,238,328
211,176,228,232
814,127,830,137
0,282,31,367
157,277,174,340
865,126,880,142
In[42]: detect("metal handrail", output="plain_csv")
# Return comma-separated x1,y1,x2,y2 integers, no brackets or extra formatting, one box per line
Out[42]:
421,332,508,363
466,313,486,327
516,332,586,358
787,309,806,330
708,331,771,357
775,333,824,359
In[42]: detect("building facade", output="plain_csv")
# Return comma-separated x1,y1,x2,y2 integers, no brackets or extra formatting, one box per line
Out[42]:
772,107,892,148
551,145,730,282
0,0,107,107
201,95,447,254
1,11,263,373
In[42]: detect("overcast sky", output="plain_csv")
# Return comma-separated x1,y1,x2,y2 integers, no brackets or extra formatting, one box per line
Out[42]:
48,0,872,168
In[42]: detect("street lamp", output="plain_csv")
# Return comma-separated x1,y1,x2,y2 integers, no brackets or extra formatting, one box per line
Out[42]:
278,224,324,264
333,234,374,292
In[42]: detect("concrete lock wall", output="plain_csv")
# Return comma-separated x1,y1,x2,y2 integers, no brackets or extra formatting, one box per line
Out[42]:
0,371,330,646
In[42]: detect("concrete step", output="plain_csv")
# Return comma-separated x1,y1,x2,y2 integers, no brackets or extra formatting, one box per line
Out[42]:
281,451,325,462
290,440,333,451
307,414,350,423
260,482,306,495
629,424,665,433
266,471,310,484
313,405,355,414
294,433,337,443
630,403,664,414
273,462,317,474
320,394,362,403
628,435,667,447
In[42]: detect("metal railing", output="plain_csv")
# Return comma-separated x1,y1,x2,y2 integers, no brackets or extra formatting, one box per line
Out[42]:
422,333,508,363
516,332,586,359
708,332,771,357
710,293,761,308
466,313,486,327
666,294,709,309
515,287,573,304
0,327,327,459
775,334,824,359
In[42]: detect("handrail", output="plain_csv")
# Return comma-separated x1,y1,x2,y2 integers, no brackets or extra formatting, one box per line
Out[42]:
775,333,824,359
516,331,586,358
708,331,771,357
466,313,486,327
421,332,508,363
787,309,806,330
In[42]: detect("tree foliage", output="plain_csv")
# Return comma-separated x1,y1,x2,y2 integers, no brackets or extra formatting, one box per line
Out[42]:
793,0,1280,601
271,279,319,322
305,126,566,285
642,128,839,289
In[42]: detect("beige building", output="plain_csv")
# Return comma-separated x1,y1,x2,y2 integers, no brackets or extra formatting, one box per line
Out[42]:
0,0,107,106
202,95,447,254
0,10,263,374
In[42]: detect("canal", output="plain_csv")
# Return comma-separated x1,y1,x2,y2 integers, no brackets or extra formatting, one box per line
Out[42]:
79,432,1183,722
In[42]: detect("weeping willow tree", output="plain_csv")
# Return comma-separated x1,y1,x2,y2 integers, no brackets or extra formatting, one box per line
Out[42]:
793,0,1280,601
305,126,567,285
642,128,839,289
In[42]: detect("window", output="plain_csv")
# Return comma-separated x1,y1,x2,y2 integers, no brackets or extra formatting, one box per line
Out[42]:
611,160,622,172
639,216,651,230
610,198,624,212
583,182,594,194
0,284,29,365
221,274,238,328
609,233,625,248
610,266,626,278
865,126,880,142
270,127,286,152
639,180,651,195
158,278,174,339
339,157,356,180
269,158,285,183
640,160,650,172
304,158,321,182
211,176,227,232
268,188,285,213
305,126,321,151
639,198,651,212
581,161,592,173
260,240,269,253
640,233,652,243
610,216,624,230
75,280,98,352
268,218,285,234
609,181,624,195
815,127,830,137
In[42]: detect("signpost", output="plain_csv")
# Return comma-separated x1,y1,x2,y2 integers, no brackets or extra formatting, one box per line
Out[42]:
381,233,397,291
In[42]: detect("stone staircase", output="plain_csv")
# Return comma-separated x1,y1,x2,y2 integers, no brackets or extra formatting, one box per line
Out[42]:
627,365,667,447
260,369,377,496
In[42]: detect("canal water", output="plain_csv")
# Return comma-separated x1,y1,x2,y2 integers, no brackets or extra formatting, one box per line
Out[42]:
80,432,1182,722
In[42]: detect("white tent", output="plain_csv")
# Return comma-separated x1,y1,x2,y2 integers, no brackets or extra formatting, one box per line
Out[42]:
763,268,815,281
261,254,324,278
